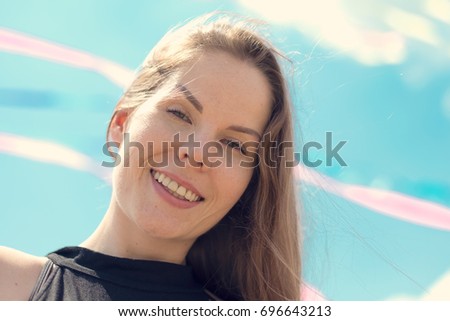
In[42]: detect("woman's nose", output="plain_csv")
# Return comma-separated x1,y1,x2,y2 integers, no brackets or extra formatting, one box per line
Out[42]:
174,133,206,169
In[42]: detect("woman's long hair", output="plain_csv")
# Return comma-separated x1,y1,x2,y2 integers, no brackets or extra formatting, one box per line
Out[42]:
107,12,301,300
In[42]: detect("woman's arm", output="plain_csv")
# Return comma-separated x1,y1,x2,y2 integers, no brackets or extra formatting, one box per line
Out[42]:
0,246,47,300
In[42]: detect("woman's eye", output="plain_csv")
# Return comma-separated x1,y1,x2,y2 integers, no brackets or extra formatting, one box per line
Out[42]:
221,139,246,154
168,108,192,124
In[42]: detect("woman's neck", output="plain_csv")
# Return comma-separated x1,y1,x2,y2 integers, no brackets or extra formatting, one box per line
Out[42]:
80,200,193,265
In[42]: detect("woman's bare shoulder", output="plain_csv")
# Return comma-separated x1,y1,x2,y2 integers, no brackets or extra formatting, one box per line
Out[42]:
0,246,47,300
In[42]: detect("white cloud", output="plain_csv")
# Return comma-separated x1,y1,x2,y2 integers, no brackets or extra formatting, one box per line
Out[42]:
424,0,450,24
237,0,448,66
384,6,441,46
238,0,406,65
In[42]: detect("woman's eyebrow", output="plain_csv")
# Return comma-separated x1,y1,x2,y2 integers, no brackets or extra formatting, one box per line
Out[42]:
176,84,203,113
227,125,261,141
176,83,261,140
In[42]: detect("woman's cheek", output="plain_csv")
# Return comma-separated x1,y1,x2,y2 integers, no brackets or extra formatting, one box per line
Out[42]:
222,166,253,200
125,117,174,157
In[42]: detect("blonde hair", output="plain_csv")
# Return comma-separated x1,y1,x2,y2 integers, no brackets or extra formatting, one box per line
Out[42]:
108,12,301,300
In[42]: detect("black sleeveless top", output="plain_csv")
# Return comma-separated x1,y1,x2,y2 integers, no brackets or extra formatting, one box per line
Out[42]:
29,247,211,301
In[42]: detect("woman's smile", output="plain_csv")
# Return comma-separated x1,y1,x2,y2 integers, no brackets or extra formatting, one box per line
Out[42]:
150,168,204,209
151,169,202,202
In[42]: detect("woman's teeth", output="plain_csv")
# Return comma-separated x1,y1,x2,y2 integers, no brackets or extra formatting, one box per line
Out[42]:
151,170,201,202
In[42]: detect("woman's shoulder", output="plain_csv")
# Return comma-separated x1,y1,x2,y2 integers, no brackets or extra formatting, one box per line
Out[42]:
0,246,47,300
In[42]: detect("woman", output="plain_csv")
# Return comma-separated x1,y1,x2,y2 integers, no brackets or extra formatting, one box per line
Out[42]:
0,12,301,300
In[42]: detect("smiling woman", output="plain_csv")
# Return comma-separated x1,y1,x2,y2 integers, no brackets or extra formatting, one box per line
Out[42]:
0,12,301,301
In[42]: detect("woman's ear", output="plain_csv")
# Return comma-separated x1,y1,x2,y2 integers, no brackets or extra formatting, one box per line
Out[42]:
108,108,131,145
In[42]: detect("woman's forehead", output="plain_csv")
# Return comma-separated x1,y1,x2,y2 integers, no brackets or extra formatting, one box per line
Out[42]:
173,52,272,130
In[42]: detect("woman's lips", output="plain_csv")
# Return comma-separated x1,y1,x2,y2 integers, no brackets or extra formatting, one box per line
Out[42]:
150,169,203,209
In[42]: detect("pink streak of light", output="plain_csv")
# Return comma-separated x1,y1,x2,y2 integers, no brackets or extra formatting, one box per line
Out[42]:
300,282,326,300
0,28,134,88
296,164,450,232
0,132,111,183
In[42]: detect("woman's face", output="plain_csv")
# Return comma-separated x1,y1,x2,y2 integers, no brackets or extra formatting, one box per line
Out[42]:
110,51,272,245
